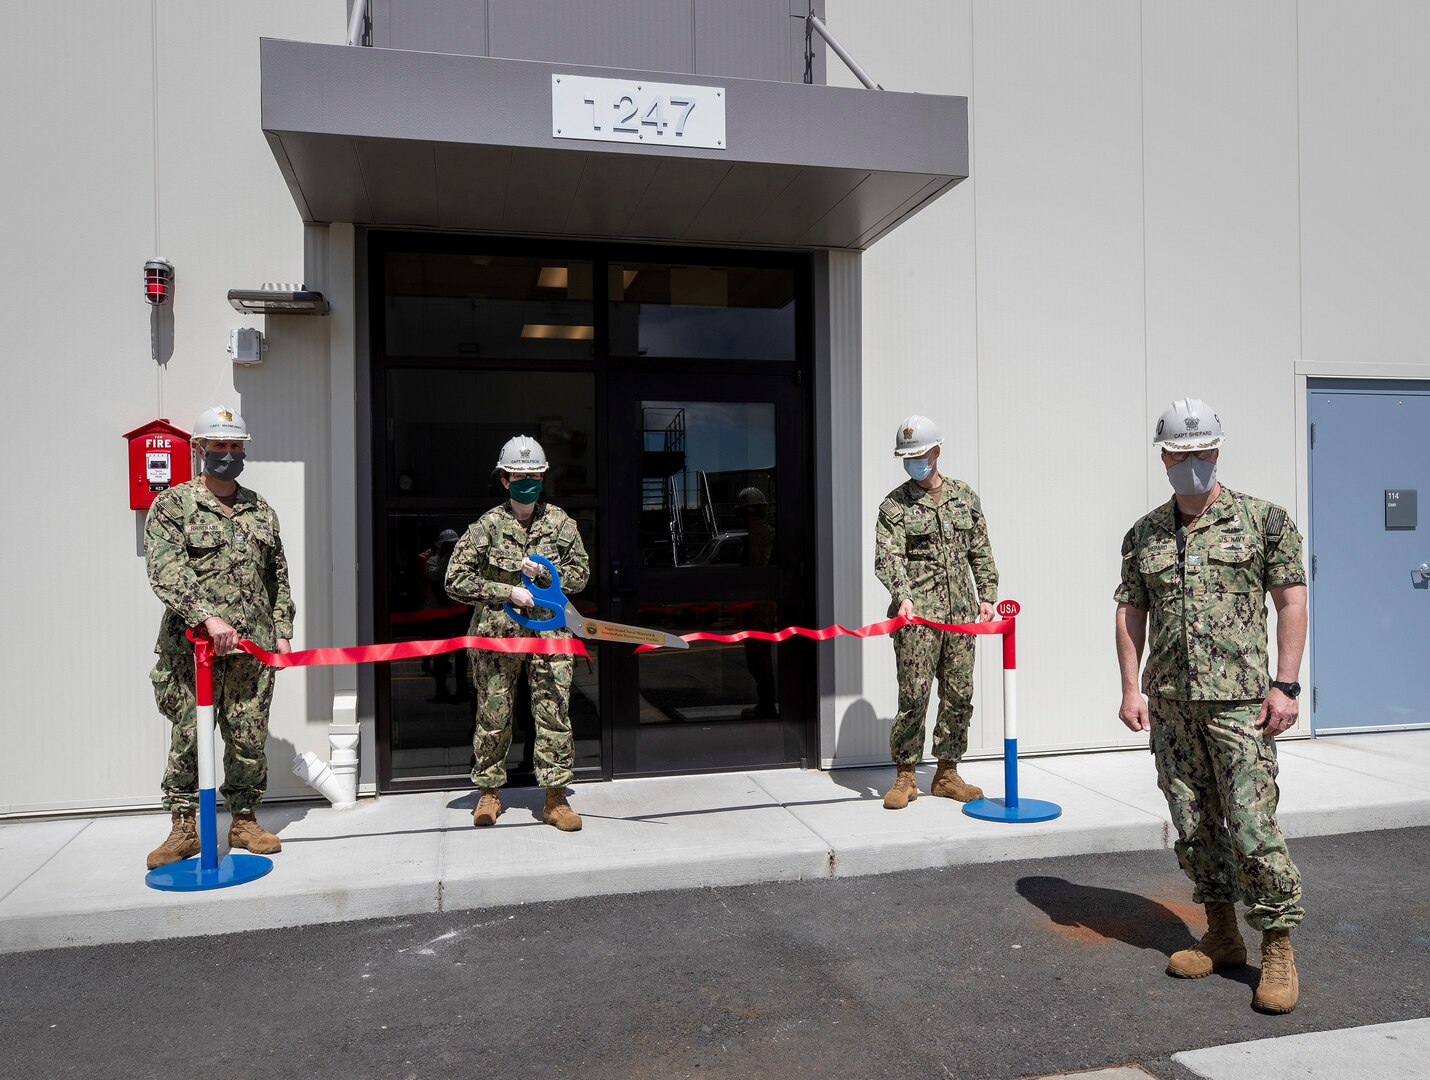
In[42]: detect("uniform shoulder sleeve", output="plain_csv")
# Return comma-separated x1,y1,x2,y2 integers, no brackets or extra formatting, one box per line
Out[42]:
1258,500,1306,588
877,493,905,524
1113,522,1150,608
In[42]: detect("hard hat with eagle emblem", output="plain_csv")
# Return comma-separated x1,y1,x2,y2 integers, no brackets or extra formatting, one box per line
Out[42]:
1153,397,1224,452
496,434,549,473
191,405,250,442
893,414,943,458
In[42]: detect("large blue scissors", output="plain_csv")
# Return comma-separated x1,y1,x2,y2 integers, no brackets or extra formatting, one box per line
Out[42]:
504,553,690,649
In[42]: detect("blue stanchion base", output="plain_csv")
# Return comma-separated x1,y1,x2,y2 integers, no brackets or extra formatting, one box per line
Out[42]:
962,797,1062,823
145,853,274,892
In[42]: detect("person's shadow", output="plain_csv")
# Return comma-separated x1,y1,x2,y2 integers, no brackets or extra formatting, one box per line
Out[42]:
1016,876,1257,986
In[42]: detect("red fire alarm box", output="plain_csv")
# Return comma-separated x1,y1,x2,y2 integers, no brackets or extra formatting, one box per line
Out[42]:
123,419,193,510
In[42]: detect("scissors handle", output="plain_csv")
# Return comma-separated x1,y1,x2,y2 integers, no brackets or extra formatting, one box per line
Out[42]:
504,553,567,631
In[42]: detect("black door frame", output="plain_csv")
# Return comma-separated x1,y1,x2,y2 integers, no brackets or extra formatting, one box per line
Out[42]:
367,230,817,791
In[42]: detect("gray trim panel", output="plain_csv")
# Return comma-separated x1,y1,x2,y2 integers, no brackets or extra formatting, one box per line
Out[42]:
260,39,966,249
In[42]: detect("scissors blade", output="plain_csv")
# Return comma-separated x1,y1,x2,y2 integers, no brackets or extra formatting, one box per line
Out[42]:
565,604,690,649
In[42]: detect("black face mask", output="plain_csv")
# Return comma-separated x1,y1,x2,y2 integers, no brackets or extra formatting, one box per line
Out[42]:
204,450,245,481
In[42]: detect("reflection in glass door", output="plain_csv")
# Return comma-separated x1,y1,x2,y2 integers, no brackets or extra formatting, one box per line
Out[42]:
372,234,812,789
608,377,811,775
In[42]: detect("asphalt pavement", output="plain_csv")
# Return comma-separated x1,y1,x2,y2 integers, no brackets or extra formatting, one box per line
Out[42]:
3,826,1426,1080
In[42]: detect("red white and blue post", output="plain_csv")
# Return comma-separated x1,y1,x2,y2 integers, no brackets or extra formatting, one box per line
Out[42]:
144,632,274,891
963,600,1062,823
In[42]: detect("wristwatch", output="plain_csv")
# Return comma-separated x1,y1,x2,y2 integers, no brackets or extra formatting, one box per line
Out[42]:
1270,680,1301,699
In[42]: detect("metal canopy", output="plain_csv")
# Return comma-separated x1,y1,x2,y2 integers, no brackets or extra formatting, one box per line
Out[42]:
260,39,968,251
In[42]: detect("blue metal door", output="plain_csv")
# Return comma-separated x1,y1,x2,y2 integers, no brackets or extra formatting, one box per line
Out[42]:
1308,380,1430,733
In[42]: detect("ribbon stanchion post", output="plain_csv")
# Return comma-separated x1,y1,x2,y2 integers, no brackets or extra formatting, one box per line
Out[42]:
145,632,275,892
963,601,1061,824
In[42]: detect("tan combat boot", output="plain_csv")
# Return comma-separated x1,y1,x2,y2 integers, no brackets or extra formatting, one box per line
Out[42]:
472,787,502,827
543,788,582,832
1252,928,1299,1013
228,810,282,854
146,812,200,869
883,765,919,810
1167,901,1247,978
930,760,984,802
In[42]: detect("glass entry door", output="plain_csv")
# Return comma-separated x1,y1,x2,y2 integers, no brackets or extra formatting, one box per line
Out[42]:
372,234,812,789
605,372,812,775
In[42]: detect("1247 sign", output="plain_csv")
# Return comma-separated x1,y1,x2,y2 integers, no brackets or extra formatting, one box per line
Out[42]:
552,75,727,150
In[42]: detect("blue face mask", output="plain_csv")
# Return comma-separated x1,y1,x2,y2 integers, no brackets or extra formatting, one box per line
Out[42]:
904,457,933,481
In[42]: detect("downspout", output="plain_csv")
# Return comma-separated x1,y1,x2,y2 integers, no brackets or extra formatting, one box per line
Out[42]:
292,691,361,809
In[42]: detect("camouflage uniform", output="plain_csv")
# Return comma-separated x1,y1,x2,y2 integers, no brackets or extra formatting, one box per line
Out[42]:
144,478,295,814
1115,486,1306,930
875,479,998,765
444,501,589,789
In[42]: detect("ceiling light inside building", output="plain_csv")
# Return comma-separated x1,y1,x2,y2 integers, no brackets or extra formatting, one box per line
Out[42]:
521,324,594,340
537,266,569,289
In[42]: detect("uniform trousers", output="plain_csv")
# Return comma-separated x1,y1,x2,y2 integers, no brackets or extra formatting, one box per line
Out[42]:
471,649,575,789
152,647,275,815
1149,696,1304,930
889,623,976,765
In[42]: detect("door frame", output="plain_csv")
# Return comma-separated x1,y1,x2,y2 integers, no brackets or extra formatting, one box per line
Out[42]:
1305,373,1430,735
1297,361,1430,737
365,229,817,790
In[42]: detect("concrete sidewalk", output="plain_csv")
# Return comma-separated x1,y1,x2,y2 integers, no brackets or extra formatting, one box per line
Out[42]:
2,731,1426,955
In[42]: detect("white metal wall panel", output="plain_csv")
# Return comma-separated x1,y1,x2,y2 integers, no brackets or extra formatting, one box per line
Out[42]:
1141,2,1307,724
968,0,1148,756
825,1,983,764
153,2,345,804
0,5,162,814
0,3,343,814
1298,0,1430,367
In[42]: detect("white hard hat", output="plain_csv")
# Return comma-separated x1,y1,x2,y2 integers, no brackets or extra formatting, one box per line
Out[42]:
893,414,943,458
1154,398,1224,452
496,435,548,473
192,405,250,442
736,486,768,507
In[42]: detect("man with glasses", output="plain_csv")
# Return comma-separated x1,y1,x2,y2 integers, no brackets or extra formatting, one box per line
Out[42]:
875,414,998,812
1114,398,1307,1014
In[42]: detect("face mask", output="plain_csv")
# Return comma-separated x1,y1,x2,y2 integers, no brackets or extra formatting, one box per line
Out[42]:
203,450,245,481
904,458,933,481
509,477,543,504
1167,456,1217,495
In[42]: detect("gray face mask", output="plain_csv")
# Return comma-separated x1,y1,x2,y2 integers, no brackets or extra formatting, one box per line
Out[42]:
1167,456,1216,495
204,450,245,481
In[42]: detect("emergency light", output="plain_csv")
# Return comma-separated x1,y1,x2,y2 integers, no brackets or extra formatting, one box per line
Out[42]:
144,259,174,306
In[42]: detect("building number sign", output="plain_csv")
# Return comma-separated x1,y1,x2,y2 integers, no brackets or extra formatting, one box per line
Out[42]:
552,75,727,151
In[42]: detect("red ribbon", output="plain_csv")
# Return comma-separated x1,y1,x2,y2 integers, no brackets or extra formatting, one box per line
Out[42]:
190,615,1013,668
633,615,1014,652
191,633,587,668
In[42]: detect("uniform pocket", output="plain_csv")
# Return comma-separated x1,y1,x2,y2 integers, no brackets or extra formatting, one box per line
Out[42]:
1207,544,1259,593
1138,546,1179,598
242,517,276,550
905,517,936,559
183,522,225,558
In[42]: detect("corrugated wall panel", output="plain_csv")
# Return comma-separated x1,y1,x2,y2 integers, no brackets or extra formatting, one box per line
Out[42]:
0,4,162,814
1141,2,1306,720
155,2,345,804
825,1,981,763
0,3,343,815
1299,0,1430,366
957,0,1147,756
